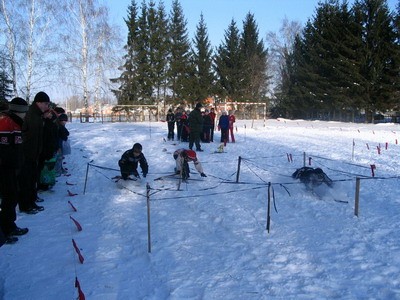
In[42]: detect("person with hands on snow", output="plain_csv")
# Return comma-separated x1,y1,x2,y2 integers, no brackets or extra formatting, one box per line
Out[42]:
118,143,148,180
173,148,207,180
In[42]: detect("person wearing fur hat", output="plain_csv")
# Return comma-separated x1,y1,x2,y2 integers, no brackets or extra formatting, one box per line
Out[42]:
18,91,50,214
118,143,148,180
0,97,30,244
173,148,207,181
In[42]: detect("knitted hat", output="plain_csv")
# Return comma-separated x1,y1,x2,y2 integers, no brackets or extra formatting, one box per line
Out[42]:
58,113,68,122
195,103,203,109
54,107,66,114
186,150,196,160
132,143,143,152
33,91,50,103
9,97,28,113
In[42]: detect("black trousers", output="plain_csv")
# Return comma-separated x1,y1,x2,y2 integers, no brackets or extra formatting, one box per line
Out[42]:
0,168,18,235
220,128,229,144
18,160,39,211
189,131,201,150
167,122,175,140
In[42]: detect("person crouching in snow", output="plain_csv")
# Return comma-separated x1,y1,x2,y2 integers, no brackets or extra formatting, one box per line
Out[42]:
118,143,148,180
173,149,207,180
292,167,333,190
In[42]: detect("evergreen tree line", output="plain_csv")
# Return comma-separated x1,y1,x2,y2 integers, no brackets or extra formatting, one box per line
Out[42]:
274,0,400,122
111,0,269,108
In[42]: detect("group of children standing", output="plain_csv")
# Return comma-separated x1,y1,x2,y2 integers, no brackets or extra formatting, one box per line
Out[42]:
166,106,236,145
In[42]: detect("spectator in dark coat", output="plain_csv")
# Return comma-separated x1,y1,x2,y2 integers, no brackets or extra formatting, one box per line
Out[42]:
218,111,229,146
188,103,203,151
202,109,213,143
37,109,58,191
0,98,30,243
19,91,50,214
166,109,175,141
118,143,148,180
180,110,189,142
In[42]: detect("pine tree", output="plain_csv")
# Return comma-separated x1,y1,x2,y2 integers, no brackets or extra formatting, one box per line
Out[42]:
192,13,214,102
214,19,245,101
149,1,169,102
241,12,269,102
168,0,193,104
354,0,400,122
135,0,152,102
111,0,140,105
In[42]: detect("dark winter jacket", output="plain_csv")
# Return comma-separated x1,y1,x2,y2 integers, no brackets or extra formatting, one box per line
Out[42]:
175,111,182,126
292,167,333,188
118,149,148,178
57,123,69,151
188,108,203,133
166,112,175,123
22,103,45,162
0,112,24,169
40,115,59,162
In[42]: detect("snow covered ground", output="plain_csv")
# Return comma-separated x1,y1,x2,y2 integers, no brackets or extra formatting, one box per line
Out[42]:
1,118,400,299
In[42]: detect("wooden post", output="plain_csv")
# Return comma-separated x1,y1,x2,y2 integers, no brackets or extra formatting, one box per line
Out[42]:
83,163,90,195
266,182,271,233
146,183,151,253
354,177,360,217
236,156,242,183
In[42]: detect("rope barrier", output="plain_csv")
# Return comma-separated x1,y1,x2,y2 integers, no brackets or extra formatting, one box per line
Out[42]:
84,160,399,204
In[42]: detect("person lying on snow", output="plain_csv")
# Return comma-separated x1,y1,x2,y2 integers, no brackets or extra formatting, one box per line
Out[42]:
292,167,333,189
118,143,148,180
173,149,207,181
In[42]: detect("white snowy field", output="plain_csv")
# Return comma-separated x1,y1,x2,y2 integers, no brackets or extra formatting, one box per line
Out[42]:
1,118,400,300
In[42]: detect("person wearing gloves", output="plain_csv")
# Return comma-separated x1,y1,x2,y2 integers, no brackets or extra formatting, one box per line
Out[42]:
118,143,148,180
173,148,207,180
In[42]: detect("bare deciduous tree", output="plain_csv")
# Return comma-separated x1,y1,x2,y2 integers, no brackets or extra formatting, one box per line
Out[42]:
1,0,60,102
266,17,302,92
59,0,121,118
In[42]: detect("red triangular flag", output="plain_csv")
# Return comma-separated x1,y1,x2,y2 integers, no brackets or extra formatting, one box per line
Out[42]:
68,201,77,212
75,277,86,300
72,239,84,264
70,216,82,231
68,190,78,196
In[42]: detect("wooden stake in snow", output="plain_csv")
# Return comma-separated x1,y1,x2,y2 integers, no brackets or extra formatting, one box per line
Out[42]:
354,177,360,217
236,156,242,183
146,183,151,253
266,182,271,233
